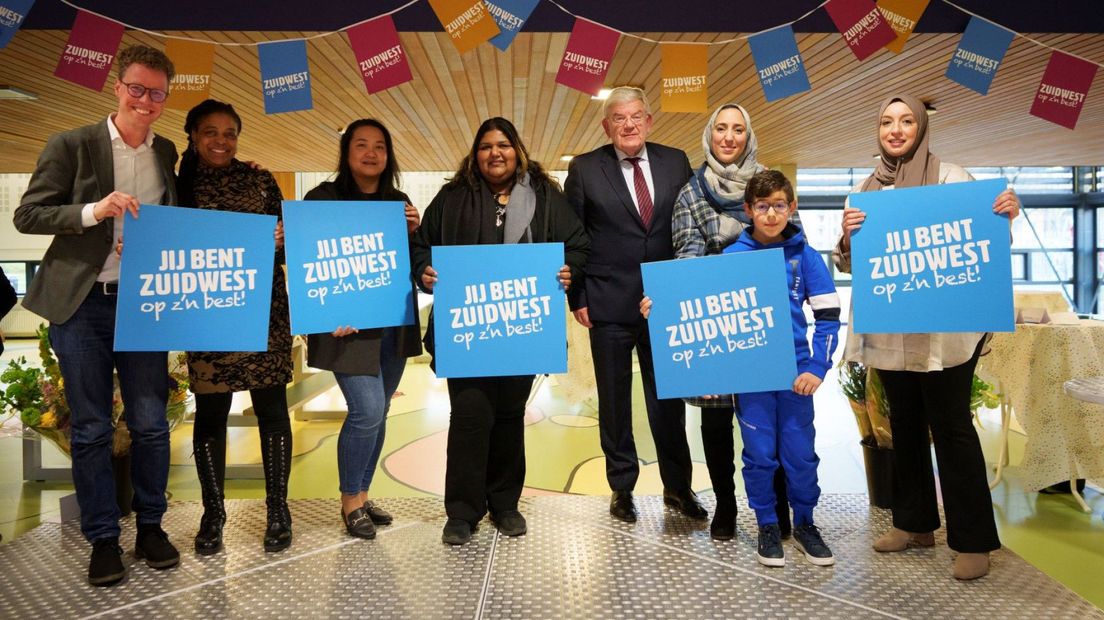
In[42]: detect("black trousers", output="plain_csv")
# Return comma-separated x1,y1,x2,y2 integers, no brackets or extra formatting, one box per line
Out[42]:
193,385,291,443
589,321,692,493
878,344,1000,553
444,375,534,524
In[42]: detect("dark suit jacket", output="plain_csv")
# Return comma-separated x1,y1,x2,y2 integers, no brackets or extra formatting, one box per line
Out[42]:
565,142,691,324
13,121,178,324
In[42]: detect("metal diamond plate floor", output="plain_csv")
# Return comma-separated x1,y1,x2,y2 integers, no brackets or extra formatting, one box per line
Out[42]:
0,494,1098,619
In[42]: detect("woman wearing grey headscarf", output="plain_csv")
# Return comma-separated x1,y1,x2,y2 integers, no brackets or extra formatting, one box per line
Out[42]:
668,104,794,541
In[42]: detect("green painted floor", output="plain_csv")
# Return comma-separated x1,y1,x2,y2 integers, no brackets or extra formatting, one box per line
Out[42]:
1,348,1102,609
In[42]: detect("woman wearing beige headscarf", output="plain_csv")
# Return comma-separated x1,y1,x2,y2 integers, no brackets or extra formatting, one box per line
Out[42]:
665,104,794,542
834,95,1019,581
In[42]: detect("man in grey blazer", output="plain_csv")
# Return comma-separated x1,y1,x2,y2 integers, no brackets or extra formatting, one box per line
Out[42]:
14,45,181,586
565,87,705,523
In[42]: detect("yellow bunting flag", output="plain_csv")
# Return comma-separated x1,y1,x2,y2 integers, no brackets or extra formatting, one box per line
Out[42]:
165,39,215,110
428,0,501,54
660,44,708,114
876,0,930,54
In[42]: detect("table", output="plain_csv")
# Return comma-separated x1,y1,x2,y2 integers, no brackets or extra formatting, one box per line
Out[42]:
978,320,1104,509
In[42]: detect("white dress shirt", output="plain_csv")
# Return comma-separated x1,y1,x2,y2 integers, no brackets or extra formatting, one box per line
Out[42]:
80,115,165,283
614,145,655,216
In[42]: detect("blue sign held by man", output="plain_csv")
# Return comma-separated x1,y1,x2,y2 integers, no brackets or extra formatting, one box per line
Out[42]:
282,200,415,335
432,243,566,378
642,250,797,399
849,178,1014,333
115,205,276,351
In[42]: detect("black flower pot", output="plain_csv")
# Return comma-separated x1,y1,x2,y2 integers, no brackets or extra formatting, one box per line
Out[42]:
112,454,133,518
861,437,894,509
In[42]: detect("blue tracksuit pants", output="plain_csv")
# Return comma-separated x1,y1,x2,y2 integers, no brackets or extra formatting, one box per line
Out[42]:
736,390,820,527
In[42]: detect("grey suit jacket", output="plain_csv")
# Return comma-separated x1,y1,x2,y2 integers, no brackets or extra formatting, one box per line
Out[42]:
14,121,178,324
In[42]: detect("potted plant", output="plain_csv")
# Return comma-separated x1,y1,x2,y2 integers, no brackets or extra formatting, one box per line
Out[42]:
1,325,191,514
839,360,1000,510
839,361,894,508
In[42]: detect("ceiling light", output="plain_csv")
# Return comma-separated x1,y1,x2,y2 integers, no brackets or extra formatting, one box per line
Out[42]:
0,86,37,100
591,88,612,101
924,101,938,116
560,155,574,162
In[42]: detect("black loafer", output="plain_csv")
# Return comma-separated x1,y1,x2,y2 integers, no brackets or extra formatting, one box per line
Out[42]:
135,525,180,569
88,538,126,586
663,488,709,520
490,510,527,536
342,507,377,539
610,491,637,523
363,499,393,526
710,504,737,541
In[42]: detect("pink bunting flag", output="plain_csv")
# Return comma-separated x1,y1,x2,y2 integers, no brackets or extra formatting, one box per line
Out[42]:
824,0,897,61
1029,51,1097,130
54,10,126,91
555,18,619,96
347,15,413,94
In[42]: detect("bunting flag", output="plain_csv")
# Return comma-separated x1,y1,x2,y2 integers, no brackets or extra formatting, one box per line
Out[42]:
659,44,708,113
486,0,539,52
347,15,413,94
164,39,215,110
0,0,34,49
824,0,897,61
257,39,313,114
1030,51,1097,130
555,18,619,96
427,0,501,54
944,16,1013,96
54,10,125,91
748,25,811,102
876,0,930,53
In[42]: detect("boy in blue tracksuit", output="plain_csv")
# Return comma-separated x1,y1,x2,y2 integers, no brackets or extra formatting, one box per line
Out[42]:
722,170,840,568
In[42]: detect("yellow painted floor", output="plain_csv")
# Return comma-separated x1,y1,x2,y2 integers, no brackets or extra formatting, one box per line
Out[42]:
1,337,1102,609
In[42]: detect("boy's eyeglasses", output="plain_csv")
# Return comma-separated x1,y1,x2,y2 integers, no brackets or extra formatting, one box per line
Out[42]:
120,81,168,103
750,201,791,215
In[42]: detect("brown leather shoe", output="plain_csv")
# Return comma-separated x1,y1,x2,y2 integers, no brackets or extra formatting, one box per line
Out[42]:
953,552,990,580
873,527,936,552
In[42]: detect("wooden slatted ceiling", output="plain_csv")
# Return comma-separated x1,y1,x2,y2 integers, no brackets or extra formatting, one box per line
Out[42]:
0,29,1101,175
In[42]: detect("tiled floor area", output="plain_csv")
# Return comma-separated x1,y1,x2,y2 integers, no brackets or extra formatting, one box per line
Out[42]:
1,327,1102,616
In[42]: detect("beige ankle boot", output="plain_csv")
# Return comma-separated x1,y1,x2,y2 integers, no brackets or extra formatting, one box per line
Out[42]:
953,552,990,580
873,527,936,552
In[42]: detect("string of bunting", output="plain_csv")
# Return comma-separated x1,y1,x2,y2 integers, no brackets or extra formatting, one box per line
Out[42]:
0,0,1097,128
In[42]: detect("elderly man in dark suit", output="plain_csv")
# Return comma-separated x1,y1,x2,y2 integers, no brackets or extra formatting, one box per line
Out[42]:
14,45,180,586
565,87,704,523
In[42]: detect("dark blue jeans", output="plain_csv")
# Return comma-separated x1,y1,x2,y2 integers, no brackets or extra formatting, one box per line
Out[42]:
333,327,408,496
49,289,169,543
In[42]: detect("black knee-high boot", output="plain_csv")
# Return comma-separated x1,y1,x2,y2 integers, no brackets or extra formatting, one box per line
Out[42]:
701,408,737,540
261,431,293,552
773,467,792,538
193,436,226,555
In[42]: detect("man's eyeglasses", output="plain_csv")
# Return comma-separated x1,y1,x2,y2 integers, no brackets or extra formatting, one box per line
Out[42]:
609,113,647,127
750,201,791,215
120,81,168,103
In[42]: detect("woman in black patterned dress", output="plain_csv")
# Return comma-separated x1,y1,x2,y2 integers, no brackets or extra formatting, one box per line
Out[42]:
177,99,294,555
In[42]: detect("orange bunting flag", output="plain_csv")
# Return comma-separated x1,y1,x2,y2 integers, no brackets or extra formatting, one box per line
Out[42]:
164,39,216,110
660,44,708,114
428,0,501,54
876,0,930,54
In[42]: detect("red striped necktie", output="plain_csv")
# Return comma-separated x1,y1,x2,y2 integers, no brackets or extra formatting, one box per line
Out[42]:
625,157,653,228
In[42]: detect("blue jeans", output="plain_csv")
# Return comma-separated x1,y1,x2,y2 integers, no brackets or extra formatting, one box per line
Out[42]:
49,289,169,542
334,371,386,495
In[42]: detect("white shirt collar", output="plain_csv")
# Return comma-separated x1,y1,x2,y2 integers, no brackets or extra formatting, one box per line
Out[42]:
615,145,649,163
106,115,155,148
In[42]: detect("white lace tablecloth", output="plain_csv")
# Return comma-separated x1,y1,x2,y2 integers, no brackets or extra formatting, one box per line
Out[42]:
979,321,1104,491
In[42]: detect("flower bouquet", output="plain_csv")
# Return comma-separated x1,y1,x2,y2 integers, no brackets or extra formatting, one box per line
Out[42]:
0,325,191,457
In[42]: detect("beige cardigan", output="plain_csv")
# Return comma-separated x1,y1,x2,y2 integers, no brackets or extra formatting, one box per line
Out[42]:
833,162,986,372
